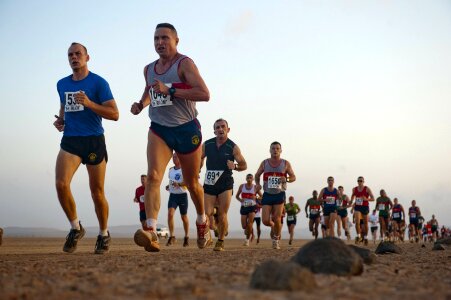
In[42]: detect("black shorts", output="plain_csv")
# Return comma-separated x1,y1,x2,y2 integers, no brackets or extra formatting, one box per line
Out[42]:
409,219,419,227
139,210,146,221
204,176,234,196
371,226,378,233
254,217,261,227
168,193,188,215
287,217,297,226
150,118,202,154
309,213,320,220
240,205,256,216
354,205,369,215
61,135,108,165
337,209,348,218
323,206,337,217
321,224,327,230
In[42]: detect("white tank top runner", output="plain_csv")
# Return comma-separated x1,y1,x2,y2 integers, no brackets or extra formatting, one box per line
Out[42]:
241,184,257,207
168,167,187,194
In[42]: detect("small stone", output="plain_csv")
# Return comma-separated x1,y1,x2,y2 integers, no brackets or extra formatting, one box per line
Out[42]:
375,241,402,254
250,260,317,291
348,245,377,265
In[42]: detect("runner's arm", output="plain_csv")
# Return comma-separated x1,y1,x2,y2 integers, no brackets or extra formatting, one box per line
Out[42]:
254,161,265,189
285,161,296,183
366,187,375,202
232,145,247,172
82,98,119,121
131,66,151,115
317,189,325,203
175,58,210,101
236,184,243,202
53,104,65,132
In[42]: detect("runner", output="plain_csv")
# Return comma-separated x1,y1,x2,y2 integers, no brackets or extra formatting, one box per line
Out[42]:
408,200,422,243
305,190,321,240
390,198,405,242
255,141,296,249
54,42,119,254
165,153,190,247
253,197,262,244
130,23,211,252
236,174,262,246
285,196,301,245
375,189,393,241
202,119,247,251
337,186,352,240
320,214,327,238
369,209,379,244
429,214,439,242
133,175,147,229
318,176,340,238
351,176,375,245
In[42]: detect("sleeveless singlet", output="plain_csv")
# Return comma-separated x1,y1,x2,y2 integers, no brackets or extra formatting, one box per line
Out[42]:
322,187,338,208
353,186,370,207
263,159,287,194
203,138,235,186
241,184,256,207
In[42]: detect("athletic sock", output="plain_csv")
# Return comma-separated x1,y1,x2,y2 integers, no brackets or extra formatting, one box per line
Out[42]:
70,219,80,230
99,229,108,236
196,214,206,224
146,218,157,230
357,233,361,238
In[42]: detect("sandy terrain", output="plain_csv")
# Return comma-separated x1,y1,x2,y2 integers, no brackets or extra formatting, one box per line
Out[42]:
0,237,450,300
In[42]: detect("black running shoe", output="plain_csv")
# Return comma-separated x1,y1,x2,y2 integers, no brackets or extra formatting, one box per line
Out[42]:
183,236,189,247
94,232,111,254
166,236,176,246
63,222,86,253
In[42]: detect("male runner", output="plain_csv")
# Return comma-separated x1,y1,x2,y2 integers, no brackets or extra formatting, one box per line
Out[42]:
165,153,190,247
318,176,340,237
408,200,422,243
351,176,375,245
202,119,247,251
369,209,379,244
285,196,301,245
131,23,211,252
253,198,262,243
54,42,119,254
391,198,405,242
255,141,296,249
375,189,393,241
134,175,147,229
337,186,352,240
305,190,321,240
236,174,262,246
430,215,439,242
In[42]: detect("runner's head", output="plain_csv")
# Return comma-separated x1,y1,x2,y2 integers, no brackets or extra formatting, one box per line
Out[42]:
68,42,89,71
380,189,386,197
393,197,398,204
154,23,179,58
245,173,253,184
213,118,230,140
411,199,416,207
140,174,147,185
289,196,294,203
172,152,181,167
357,176,364,187
269,141,282,158
338,186,344,193
327,176,334,187
312,190,318,198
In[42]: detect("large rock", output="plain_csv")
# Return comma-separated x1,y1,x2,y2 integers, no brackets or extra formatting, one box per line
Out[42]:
432,243,446,251
375,241,402,254
292,238,363,276
250,260,317,291
348,245,377,264
436,238,451,245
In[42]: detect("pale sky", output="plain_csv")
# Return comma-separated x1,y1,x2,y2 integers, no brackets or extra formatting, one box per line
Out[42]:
0,0,450,233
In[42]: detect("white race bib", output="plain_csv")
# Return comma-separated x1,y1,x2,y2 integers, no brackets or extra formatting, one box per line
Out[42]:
267,176,281,189
150,85,173,107
336,199,343,207
204,170,224,185
355,198,363,205
410,213,416,218
310,208,319,214
287,215,295,221
243,199,254,207
326,196,335,205
393,212,400,218
64,92,84,112
139,195,144,203
379,203,385,210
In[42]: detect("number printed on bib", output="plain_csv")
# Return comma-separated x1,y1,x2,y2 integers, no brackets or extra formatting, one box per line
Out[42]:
379,204,385,210
410,213,416,218
267,176,281,189
139,195,145,203
326,197,335,205
150,85,173,107
287,215,295,221
204,170,224,185
65,92,84,112
355,198,363,205
243,200,254,207
310,209,319,214
393,212,400,218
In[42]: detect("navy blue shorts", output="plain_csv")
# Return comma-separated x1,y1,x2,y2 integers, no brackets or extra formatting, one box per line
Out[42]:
61,134,108,165
323,206,337,217
309,213,320,220
151,119,202,154
240,205,256,216
139,210,146,221
409,218,418,226
254,217,261,227
168,193,188,215
261,192,285,206
337,209,348,218
354,205,369,215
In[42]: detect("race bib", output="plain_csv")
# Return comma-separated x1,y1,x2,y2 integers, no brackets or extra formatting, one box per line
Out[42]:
310,209,319,214
336,199,343,207
204,170,223,185
243,200,254,207
355,198,363,205
410,213,416,218
150,85,173,107
287,215,295,221
139,195,144,203
267,176,281,189
379,204,385,210
393,212,400,218
64,92,84,112
326,197,335,205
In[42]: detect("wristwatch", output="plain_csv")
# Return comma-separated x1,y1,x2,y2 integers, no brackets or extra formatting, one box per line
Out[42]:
169,87,176,98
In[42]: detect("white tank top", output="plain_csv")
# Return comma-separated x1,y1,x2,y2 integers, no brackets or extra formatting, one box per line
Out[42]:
168,167,187,194
241,184,256,207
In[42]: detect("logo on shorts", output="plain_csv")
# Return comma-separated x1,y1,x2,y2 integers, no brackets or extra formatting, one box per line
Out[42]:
88,153,97,162
191,135,200,145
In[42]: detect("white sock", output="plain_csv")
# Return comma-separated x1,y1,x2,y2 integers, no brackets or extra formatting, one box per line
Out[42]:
70,218,80,230
357,233,361,238
197,214,206,224
99,229,108,236
146,218,157,230
363,235,367,239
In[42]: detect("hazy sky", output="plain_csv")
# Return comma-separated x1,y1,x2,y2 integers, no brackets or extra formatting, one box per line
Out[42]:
1,1,450,234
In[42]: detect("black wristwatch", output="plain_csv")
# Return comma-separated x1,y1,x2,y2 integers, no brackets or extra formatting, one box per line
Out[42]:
169,87,176,98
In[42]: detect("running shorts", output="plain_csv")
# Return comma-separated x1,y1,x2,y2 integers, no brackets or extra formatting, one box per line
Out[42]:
150,118,202,154
168,193,189,215
61,134,107,165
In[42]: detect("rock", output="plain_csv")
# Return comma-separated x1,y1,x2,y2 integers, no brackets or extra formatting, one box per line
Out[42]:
250,260,317,291
292,237,363,276
432,243,445,251
348,245,377,264
375,241,402,254
436,238,451,245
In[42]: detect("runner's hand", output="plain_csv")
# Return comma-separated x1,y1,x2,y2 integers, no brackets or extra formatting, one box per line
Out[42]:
227,160,235,170
131,101,143,115
152,79,169,95
53,115,64,132
74,91,91,108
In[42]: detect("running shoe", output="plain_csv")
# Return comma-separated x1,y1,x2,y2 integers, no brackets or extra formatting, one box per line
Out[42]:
196,220,212,249
183,236,189,247
256,237,260,244
134,228,160,252
289,239,293,245
213,240,224,251
63,222,86,253
94,232,111,254
272,239,281,250
214,228,219,238
166,236,176,246
354,236,360,245
243,239,250,247
364,238,368,246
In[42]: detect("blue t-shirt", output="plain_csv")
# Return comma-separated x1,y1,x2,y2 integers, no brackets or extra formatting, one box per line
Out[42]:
57,72,114,136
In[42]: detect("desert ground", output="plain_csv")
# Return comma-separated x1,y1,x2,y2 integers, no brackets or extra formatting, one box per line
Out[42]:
0,237,450,300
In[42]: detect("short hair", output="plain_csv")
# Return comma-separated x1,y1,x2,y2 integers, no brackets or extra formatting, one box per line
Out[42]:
246,174,253,178
141,174,147,178
271,141,281,147
156,23,177,35
327,176,334,181
289,196,294,200
338,186,343,189
358,176,364,180
70,42,88,54
213,118,228,129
